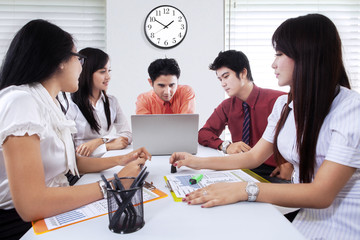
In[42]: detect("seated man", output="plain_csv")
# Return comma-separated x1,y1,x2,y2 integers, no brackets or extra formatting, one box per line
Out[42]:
198,50,292,183
136,58,195,114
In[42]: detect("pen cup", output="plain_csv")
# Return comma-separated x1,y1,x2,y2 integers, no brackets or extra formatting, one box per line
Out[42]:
107,177,145,234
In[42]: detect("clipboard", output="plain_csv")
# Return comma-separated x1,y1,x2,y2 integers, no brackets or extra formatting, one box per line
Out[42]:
165,169,269,202
164,176,183,202
32,182,167,235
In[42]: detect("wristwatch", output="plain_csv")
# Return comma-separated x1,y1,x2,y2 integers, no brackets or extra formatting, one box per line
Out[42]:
221,140,232,154
98,180,108,199
246,182,259,202
102,138,109,144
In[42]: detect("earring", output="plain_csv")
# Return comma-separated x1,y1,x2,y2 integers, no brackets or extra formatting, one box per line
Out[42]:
60,64,64,70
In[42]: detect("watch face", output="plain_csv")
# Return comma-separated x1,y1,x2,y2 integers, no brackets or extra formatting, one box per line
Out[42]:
144,5,188,49
248,185,258,195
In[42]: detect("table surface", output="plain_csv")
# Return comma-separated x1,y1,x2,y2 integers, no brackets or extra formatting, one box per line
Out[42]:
21,145,305,240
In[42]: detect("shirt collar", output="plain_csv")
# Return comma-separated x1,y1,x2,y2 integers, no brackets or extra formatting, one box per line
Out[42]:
288,101,293,109
244,84,259,109
92,91,105,107
151,90,175,105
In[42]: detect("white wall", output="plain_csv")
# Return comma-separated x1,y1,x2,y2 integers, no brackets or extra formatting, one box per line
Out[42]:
106,0,224,128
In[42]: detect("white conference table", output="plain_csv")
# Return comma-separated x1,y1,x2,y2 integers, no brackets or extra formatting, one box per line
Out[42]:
22,145,304,240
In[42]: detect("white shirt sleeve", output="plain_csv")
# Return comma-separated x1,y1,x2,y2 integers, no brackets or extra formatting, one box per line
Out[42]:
0,90,45,144
326,93,360,168
262,95,288,144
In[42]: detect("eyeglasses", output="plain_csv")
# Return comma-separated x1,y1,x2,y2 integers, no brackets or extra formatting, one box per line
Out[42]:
70,52,87,66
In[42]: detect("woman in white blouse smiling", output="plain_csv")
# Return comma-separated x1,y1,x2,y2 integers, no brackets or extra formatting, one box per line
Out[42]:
0,20,150,240
170,14,360,239
67,47,132,157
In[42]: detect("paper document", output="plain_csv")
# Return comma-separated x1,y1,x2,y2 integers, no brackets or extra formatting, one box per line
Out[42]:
166,170,259,199
40,187,163,231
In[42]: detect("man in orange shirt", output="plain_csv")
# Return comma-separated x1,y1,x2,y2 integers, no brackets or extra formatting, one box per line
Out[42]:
136,58,195,114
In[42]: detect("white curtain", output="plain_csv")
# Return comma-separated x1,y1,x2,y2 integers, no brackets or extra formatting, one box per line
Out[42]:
0,0,106,61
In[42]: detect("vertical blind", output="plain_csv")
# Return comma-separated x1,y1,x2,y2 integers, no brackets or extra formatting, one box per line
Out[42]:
0,0,106,62
225,0,360,92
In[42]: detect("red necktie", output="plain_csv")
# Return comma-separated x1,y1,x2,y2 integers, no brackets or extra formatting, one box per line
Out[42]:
164,102,173,114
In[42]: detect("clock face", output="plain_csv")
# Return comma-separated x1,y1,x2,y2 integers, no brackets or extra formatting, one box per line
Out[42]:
144,5,188,49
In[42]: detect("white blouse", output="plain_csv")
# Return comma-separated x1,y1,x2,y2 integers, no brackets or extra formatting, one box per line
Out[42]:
263,87,360,239
66,93,132,157
0,83,78,209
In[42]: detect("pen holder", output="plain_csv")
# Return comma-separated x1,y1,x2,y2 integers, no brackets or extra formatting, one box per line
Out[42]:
107,177,145,234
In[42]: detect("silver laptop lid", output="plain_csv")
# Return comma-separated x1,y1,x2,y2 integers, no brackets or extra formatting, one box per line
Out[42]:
131,114,199,155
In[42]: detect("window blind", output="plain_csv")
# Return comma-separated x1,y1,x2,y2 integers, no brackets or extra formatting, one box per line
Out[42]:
225,0,360,92
0,0,106,61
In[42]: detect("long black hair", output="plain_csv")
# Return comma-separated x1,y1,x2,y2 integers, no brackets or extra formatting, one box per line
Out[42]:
71,47,111,133
0,19,74,90
272,14,350,183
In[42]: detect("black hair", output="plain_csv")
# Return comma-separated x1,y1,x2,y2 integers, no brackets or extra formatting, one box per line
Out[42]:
148,58,181,83
0,19,74,90
209,50,253,81
71,47,111,133
272,14,350,183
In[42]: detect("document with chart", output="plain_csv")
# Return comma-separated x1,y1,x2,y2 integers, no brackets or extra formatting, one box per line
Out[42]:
166,170,260,199
32,185,167,234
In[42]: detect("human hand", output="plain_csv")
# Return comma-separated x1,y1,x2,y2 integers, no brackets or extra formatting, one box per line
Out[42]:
226,141,251,154
122,147,151,165
270,162,294,180
117,158,146,182
169,152,201,170
106,137,128,151
76,139,102,156
183,182,247,208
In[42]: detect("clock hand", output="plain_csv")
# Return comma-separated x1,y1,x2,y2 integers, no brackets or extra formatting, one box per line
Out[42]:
155,28,165,34
163,20,174,29
154,20,175,34
155,19,167,28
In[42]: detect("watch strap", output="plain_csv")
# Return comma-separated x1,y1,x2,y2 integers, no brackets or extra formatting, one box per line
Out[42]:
98,180,107,199
221,141,231,154
246,182,259,202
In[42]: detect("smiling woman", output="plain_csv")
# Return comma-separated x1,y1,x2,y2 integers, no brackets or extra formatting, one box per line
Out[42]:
67,47,133,158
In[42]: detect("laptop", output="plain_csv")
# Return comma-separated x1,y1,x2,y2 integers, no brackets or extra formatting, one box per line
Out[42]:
131,114,199,155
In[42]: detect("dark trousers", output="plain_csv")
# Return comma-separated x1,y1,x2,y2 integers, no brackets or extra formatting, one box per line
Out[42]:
250,164,290,183
0,208,31,240
65,171,81,186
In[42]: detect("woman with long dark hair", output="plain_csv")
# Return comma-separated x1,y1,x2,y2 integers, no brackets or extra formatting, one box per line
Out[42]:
0,20,150,239
67,47,131,157
171,14,360,239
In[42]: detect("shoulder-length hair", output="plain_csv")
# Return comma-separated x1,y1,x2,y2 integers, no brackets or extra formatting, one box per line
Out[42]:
272,14,350,183
0,19,74,90
71,47,111,133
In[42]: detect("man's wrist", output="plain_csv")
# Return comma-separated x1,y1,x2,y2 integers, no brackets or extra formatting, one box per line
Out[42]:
218,143,223,151
221,141,232,154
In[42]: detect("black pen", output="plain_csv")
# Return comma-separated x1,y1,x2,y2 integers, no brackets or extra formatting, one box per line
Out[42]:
130,166,147,189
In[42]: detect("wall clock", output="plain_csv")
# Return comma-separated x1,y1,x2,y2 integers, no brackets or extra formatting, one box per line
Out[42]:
144,5,188,49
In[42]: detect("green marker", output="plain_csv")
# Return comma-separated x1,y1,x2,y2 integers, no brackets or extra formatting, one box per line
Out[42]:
189,174,203,185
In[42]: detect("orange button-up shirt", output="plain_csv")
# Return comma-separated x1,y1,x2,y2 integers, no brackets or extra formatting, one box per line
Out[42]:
136,85,195,114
